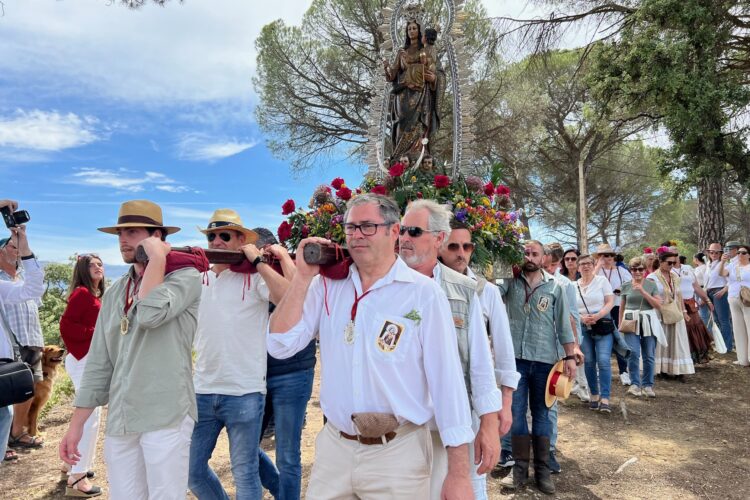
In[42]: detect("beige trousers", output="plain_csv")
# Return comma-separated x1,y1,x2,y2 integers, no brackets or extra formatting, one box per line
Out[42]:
729,297,750,365
306,421,432,500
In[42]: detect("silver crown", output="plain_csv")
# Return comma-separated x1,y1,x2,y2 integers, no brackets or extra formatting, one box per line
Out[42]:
400,2,427,28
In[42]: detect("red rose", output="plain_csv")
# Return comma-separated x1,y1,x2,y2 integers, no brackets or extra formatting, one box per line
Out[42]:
417,191,423,199
331,177,345,190
277,221,292,243
371,185,387,195
495,184,510,196
388,162,405,177
483,182,495,196
301,225,309,237
434,175,451,188
281,199,295,215
336,187,352,201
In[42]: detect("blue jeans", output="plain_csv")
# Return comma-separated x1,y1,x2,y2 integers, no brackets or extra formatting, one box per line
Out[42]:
189,392,265,500
510,358,553,439
258,369,314,500
624,333,656,388
611,305,628,374
708,289,734,351
580,328,614,400
0,405,12,459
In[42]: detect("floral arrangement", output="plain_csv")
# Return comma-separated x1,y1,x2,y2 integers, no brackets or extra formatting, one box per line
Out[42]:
277,163,527,267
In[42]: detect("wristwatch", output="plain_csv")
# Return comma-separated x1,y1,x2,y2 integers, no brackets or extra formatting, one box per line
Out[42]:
251,256,262,267
21,253,35,260
562,355,576,361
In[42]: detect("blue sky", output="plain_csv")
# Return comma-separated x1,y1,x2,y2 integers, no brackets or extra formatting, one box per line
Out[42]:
0,0,540,265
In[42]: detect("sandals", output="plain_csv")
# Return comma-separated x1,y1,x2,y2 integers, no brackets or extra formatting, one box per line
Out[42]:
8,432,43,448
60,469,95,481
4,450,19,461
65,474,102,498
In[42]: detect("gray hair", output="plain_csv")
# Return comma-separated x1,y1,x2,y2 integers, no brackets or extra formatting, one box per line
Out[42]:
403,199,452,236
344,193,400,225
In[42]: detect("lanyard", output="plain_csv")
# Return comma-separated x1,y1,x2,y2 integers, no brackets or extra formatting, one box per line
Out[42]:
522,277,542,308
351,287,373,322
123,275,142,317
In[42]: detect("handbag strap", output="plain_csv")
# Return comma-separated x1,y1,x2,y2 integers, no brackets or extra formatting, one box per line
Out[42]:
577,282,592,315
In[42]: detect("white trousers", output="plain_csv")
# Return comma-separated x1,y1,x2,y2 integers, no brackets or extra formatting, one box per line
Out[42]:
306,421,431,500
430,411,486,500
65,353,101,474
728,297,750,365
104,415,194,500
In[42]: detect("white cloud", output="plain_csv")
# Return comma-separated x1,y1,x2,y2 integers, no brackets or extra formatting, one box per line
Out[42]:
175,132,257,162
70,167,193,193
0,109,99,151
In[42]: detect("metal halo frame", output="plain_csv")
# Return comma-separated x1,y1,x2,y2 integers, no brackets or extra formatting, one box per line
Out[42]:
366,0,476,179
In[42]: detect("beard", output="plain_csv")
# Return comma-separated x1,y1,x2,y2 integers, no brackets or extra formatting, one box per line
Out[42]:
522,261,540,273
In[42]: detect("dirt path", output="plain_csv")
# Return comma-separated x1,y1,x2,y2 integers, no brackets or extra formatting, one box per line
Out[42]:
2,353,749,499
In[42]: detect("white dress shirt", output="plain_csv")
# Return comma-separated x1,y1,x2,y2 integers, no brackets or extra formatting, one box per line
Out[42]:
727,263,750,298
267,257,474,447
597,265,632,293
0,259,43,359
465,267,519,390
705,260,729,290
433,264,502,415
673,265,696,300
194,268,270,396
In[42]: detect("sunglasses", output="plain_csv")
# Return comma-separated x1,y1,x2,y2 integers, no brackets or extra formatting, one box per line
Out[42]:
564,256,578,262
399,226,437,238
578,261,594,266
602,254,615,258
738,251,749,255
630,267,645,272
665,261,677,266
207,232,233,243
446,242,475,252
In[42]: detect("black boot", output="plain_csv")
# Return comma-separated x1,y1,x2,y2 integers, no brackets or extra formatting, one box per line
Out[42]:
501,435,531,489
532,435,556,495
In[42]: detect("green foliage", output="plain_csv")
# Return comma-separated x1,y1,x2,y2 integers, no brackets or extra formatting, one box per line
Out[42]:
39,260,74,346
39,368,74,420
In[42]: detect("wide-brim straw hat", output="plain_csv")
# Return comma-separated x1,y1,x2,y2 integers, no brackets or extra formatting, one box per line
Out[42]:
545,360,573,408
98,200,180,235
198,208,258,244
592,243,617,259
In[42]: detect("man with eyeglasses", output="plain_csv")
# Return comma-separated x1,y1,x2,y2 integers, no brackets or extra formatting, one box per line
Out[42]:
704,242,734,351
497,240,576,495
439,220,519,471
399,200,502,500
268,194,474,499
189,209,292,499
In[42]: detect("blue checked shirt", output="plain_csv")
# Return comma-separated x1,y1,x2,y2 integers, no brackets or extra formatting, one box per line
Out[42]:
0,268,43,348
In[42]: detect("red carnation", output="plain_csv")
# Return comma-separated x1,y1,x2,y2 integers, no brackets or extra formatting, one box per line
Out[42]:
643,247,653,254
388,162,405,177
483,182,495,196
277,221,292,243
434,175,451,188
281,199,295,215
496,184,510,196
301,225,309,237
331,177,345,190
371,185,387,195
417,191,423,199
336,187,353,201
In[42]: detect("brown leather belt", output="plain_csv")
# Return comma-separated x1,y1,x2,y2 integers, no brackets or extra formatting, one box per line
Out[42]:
339,430,397,445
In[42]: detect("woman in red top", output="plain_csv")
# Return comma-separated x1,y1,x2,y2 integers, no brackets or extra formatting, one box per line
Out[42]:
60,254,105,497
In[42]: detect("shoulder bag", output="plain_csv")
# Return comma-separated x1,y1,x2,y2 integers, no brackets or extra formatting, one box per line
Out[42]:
654,272,683,325
0,307,35,408
735,265,750,307
619,287,643,334
577,281,615,336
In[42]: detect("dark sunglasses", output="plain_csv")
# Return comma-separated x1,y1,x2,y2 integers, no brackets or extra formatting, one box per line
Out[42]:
207,232,233,243
602,253,615,258
399,226,437,238
447,242,475,252
630,267,645,272
665,260,677,266
738,251,749,255
564,256,578,262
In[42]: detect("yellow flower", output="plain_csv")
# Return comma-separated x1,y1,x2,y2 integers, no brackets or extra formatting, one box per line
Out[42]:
411,176,417,182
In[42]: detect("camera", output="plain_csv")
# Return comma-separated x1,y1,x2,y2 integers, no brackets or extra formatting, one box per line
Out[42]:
0,206,31,228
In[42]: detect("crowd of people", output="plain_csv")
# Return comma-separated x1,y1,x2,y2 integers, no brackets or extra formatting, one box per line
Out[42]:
1,195,748,499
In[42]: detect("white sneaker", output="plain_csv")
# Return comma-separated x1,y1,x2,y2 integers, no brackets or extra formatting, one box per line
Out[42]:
620,372,632,386
643,387,656,398
627,385,641,397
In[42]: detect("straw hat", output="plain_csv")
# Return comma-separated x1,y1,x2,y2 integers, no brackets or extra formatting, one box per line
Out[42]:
592,243,616,259
98,200,180,235
545,360,573,408
198,209,258,243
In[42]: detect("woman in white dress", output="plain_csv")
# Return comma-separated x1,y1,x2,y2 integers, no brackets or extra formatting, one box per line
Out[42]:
718,244,750,366
647,251,695,380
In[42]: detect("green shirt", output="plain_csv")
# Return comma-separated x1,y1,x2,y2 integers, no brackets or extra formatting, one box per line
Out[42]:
620,280,658,311
498,272,575,365
75,266,202,436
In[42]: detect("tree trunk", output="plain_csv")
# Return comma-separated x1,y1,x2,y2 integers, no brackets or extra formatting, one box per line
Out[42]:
697,176,725,250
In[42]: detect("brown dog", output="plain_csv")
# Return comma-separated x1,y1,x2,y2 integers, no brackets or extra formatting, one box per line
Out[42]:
27,345,66,436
